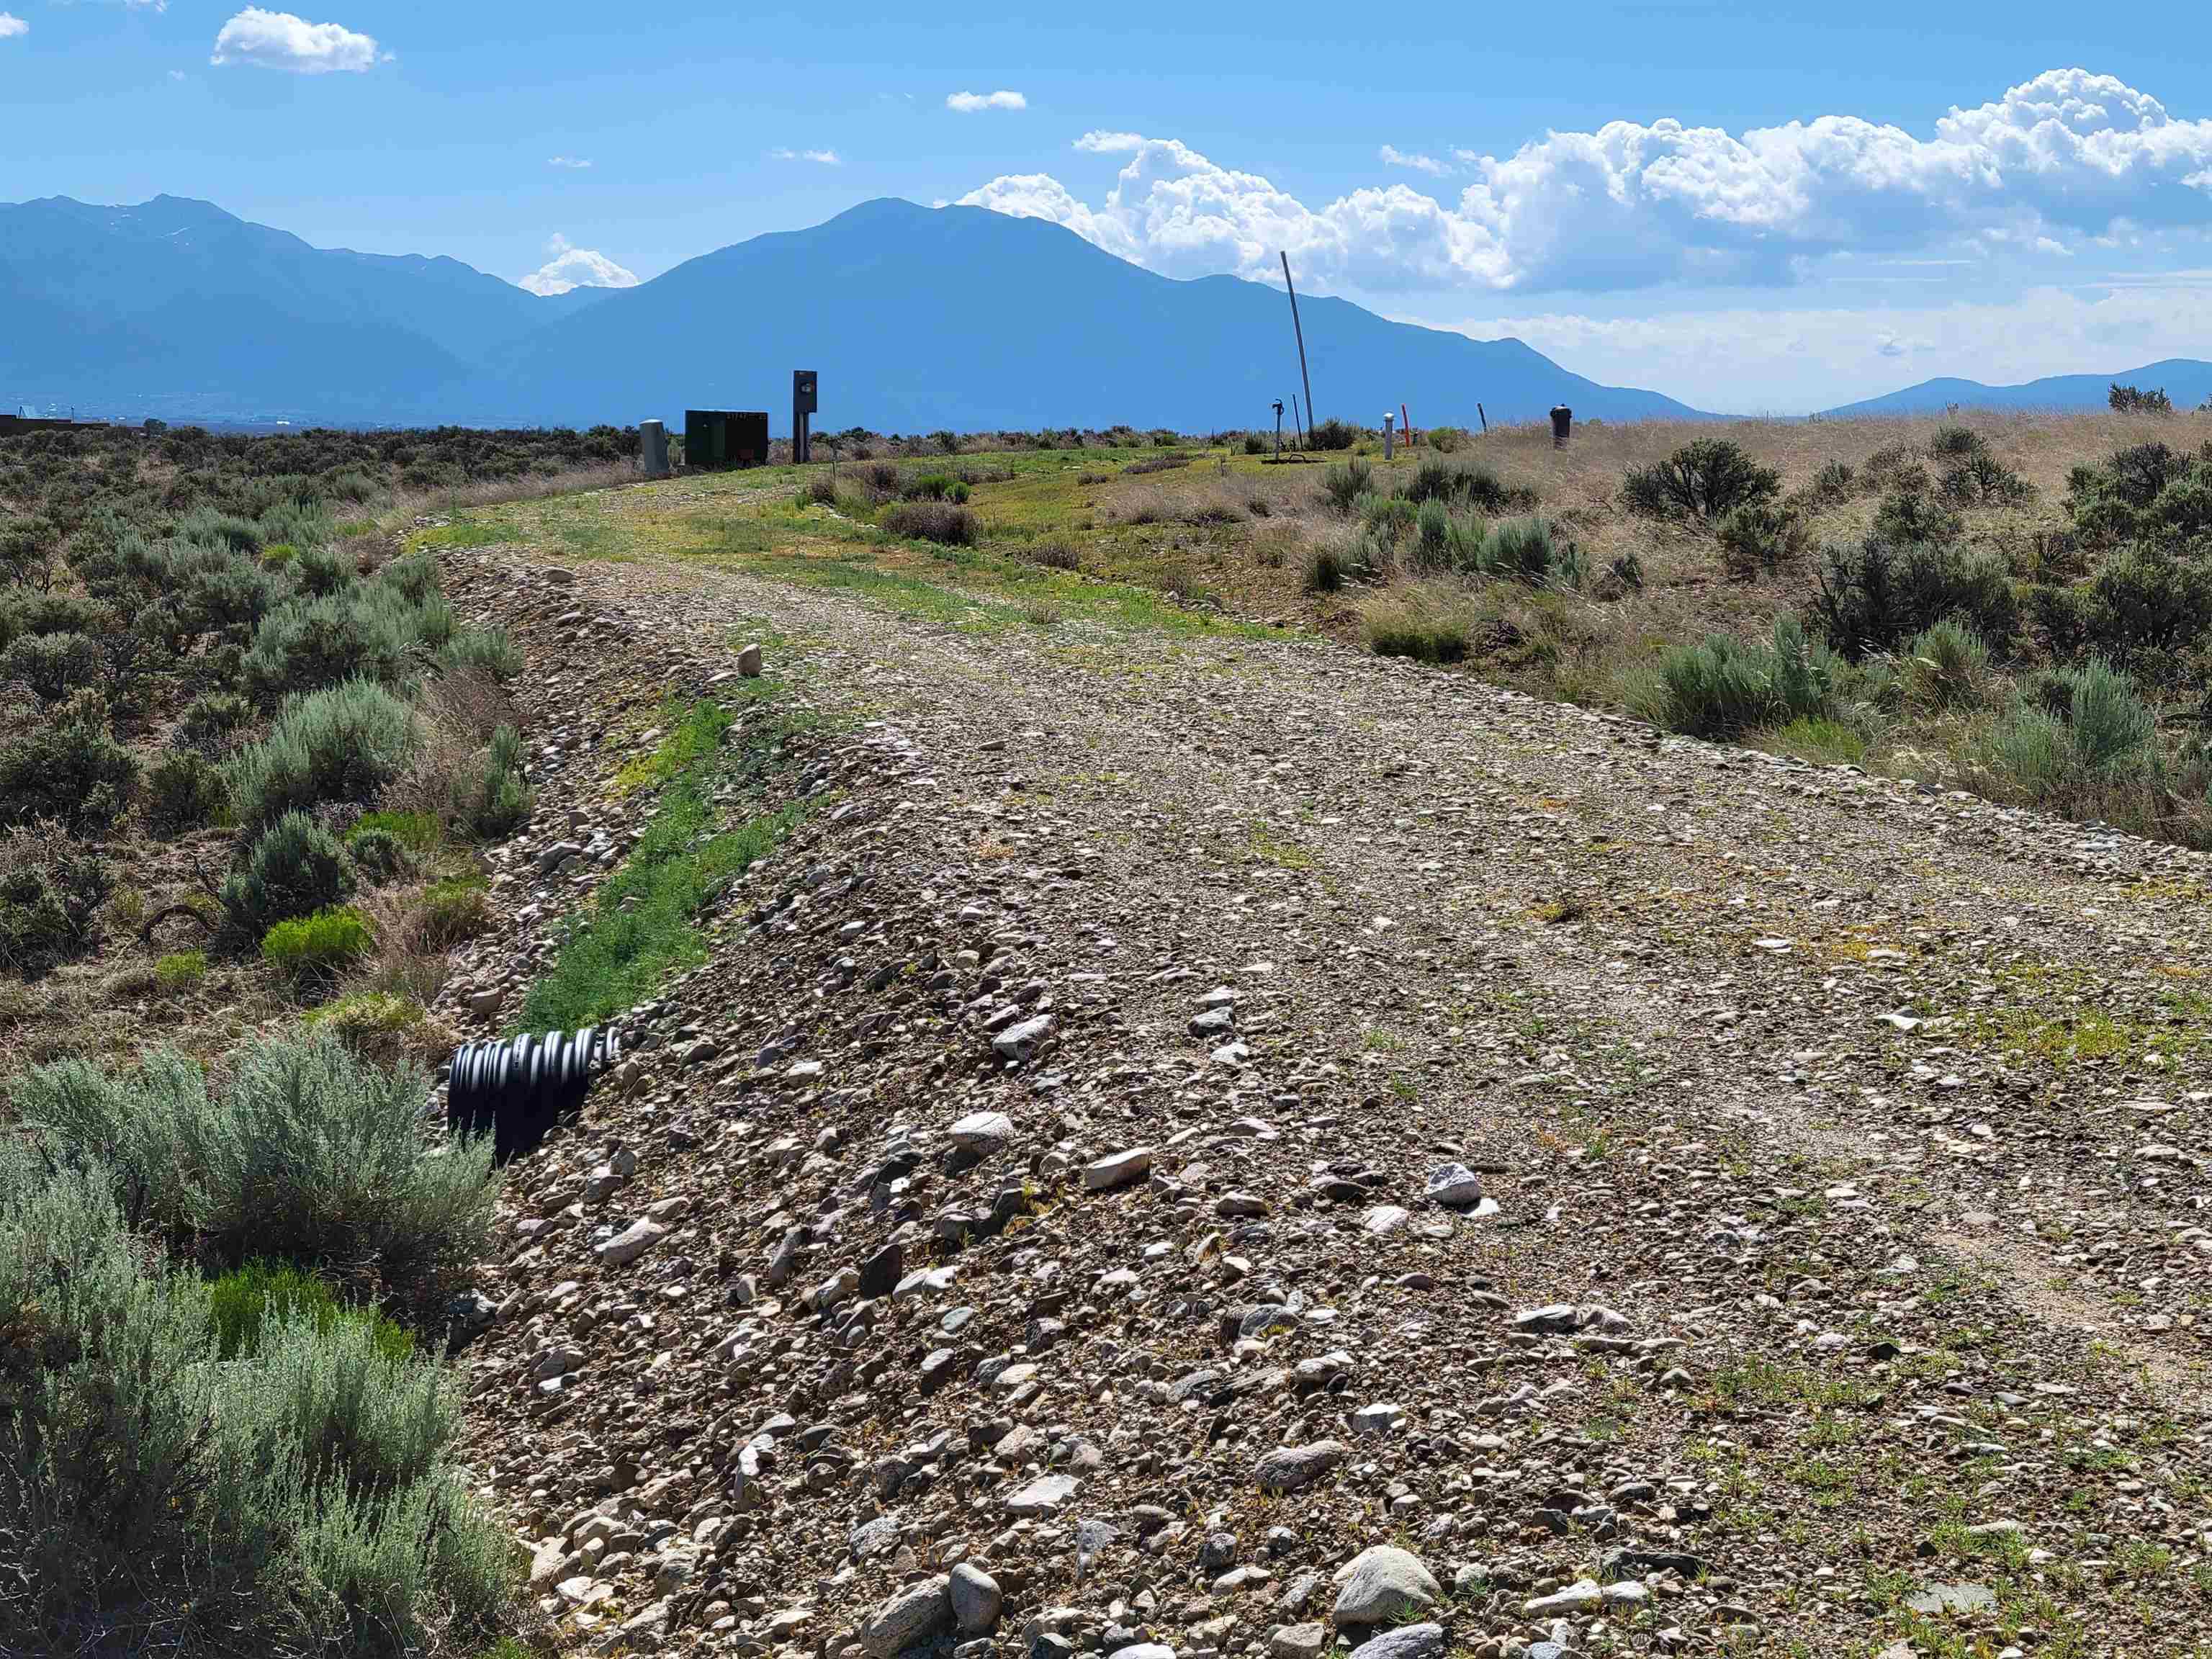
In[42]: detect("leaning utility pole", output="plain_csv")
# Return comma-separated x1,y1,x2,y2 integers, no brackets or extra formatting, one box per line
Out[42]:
1281,251,1314,449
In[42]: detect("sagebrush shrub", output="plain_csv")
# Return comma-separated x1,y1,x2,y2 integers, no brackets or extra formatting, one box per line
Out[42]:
878,501,979,545
0,688,137,833
1622,439,1781,520
1717,502,1809,582
1321,459,1375,514
343,825,413,884
440,626,522,682
1807,459,1856,503
1812,539,2019,660
1872,481,1965,545
176,688,256,755
2067,657,2156,771
1984,703,2072,793
145,750,230,837
241,590,411,701
0,826,112,974
456,724,532,840
9,1026,499,1304
1307,418,1357,451
1635,616,1837,739
0,1138,517,1655
1,629,103,701
221,810,356,938
228,679,424,832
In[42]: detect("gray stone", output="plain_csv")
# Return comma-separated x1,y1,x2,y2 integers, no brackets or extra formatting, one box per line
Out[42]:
1349,1624,1444,1659
1523,1580,1602,1617
1084,1147,1154,1191
1254,1439,1347,1493
597,1218,666,1267
1004,1474,1078,1515
1109,1647,1175,1659
950,1110,1015,1151
1903,1583,1996,1615
859,1242,904,1300
992,1015,1052,1063
1424,1164,1483,1206
861,1575,951,1659
1269,1624,1328,1659
1331,1545,1440,1627
1514,1304,1580,1334
1190,1007,1236,1038
737,642,764,678
950,1563,1003,1634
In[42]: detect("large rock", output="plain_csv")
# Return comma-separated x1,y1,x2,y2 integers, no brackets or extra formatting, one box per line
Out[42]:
1332,1546,1441,1627
950,1563,1003,1633
1254,1439,1347,1493
861,1575,951,1658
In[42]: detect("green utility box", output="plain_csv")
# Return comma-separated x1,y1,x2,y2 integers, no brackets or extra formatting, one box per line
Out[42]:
684,410,770,469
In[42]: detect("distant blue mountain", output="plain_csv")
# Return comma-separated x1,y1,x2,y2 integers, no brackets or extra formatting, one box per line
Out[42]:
0,194,599,421
452,197,1701,431
1825,358,2212,417
0,192,1701,428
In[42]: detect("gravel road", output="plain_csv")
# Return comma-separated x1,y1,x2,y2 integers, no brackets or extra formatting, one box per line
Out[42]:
439,540,2212,1658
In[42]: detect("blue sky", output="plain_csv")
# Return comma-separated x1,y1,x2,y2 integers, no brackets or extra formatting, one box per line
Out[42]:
4,1,2211,410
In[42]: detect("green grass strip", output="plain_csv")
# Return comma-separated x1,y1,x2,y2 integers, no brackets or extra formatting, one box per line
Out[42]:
518,698,800,1032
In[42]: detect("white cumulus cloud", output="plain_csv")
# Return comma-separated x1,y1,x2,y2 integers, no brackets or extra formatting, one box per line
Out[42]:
1380,145,1447,176
947,89,1025,113
0,13,26,37
961,69,2212,297
770,147,842,165
210,9,382,73
518,234,640,297
547,156,592,170
1449,281,2212,413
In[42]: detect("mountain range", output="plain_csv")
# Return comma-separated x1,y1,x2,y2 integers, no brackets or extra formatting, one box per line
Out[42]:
5,192,2207,430
1821,359,2212,417
1,194,1691,430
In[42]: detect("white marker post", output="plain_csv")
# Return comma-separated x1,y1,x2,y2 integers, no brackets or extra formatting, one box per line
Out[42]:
1382,411,1395,461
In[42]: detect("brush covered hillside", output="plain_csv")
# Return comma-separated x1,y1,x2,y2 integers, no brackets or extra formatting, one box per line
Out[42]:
0,192,1695,430
457,198,1698,431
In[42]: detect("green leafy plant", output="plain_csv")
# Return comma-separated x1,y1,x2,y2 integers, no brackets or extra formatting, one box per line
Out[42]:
261,905,375,981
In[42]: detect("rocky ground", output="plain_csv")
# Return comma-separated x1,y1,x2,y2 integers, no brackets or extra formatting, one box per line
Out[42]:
430,534,2212,1659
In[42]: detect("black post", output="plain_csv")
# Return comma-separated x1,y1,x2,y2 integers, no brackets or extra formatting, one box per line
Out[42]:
793,369,819,464
1281,252,1314,450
